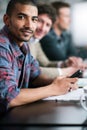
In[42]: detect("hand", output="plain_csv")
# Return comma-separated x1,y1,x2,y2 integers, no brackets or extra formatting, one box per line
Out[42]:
61,67,79,77
65,56,82,66
65,56,87,70
51,76,78,96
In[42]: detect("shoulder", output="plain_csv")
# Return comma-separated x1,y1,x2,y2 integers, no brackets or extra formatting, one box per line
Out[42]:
0,26,12,48
0,35,9,49
30,42,42,53
41,29,57,43
0,35,10,50
63,31,71,38
40,34,55,44
29,42,40,51
0,37,6,44
0,33,6,44
0,34,13,57
45,29,56,39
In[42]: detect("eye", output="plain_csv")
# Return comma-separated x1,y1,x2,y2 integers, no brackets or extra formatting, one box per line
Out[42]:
46,23,52,28
18,15,25,20
32,17,38,23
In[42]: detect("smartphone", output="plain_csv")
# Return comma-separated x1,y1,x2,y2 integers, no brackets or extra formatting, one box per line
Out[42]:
70,69,83,78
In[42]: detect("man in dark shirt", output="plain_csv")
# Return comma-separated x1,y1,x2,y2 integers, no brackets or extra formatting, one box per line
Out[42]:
40,1,79,61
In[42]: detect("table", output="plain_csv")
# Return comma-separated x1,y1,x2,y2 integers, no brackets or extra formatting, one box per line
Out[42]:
0,100,87,130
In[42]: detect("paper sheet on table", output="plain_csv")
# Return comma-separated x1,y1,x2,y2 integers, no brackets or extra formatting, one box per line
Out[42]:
43,88,84,101
77,78,87,87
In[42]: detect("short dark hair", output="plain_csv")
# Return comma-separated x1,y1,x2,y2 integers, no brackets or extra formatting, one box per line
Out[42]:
6,0,37,16
37,3,56,24
51,1,70,15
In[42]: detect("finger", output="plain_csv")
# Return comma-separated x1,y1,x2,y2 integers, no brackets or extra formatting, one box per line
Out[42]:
68,83,72,92
68,83,78,92
72,83,78,89
67,78,78,83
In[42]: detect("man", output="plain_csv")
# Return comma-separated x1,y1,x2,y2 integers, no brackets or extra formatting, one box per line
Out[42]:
40,1,82,61
0,0,78,112
29,3,86,78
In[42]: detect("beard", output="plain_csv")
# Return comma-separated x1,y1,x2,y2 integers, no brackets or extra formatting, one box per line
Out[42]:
8,20,34,43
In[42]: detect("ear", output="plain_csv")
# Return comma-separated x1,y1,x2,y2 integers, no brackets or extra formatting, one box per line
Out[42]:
53,17,58,26
3,14,10,27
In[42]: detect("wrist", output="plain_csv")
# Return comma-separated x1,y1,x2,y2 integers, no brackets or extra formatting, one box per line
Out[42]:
57,68,63,76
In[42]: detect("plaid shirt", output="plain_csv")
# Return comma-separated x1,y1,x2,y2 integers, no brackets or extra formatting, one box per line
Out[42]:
0,26,40,105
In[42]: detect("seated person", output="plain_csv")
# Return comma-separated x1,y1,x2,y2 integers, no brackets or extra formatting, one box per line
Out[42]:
0,0,78,114
40,1,87,61
29,3,87,78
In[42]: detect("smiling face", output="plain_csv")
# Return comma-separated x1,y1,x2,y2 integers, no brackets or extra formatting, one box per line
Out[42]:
34,14,52,40
4,3,38,46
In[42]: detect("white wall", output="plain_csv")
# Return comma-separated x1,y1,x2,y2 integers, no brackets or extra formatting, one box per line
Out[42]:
71,1,87,46
0,0,9,29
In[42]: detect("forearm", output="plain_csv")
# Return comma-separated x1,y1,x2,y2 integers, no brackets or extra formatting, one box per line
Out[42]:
9,86,53,108
9,77,78,108
9,75,54,108
40,67,60,78
30,74,54,88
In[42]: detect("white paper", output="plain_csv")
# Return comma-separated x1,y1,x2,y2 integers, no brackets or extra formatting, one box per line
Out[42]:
43,88,84,101
77,78,87,87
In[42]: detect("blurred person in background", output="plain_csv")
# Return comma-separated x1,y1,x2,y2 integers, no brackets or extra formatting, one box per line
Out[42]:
40,1,87,62
29,3,87,78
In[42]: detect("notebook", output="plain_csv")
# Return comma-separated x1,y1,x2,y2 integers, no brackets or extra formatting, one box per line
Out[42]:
77,78,87,87
43,78,87,101
43,88,84,101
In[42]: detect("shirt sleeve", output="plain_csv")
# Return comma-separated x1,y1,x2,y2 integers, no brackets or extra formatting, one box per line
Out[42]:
0,44,20,104
29,54,41,80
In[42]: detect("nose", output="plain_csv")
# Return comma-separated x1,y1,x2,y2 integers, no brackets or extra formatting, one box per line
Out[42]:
25,17,33,28
41,24,47,32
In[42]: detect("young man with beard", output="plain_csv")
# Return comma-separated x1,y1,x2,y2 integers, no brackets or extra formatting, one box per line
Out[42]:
0,0,78,113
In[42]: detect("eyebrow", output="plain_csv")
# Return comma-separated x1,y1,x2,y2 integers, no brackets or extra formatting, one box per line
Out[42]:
17,12,38,19
32,16,38,19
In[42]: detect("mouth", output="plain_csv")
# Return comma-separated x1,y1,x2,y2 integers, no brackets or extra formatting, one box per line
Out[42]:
36,30,44,36
21,29,33,36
